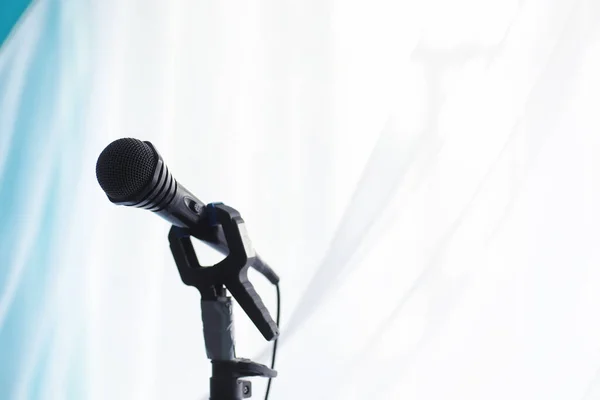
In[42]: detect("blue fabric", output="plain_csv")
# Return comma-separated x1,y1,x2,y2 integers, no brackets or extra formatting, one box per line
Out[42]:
0,0,33,47
0,0,89,397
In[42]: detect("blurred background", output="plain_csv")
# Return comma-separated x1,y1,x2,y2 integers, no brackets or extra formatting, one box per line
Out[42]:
1,0,600,399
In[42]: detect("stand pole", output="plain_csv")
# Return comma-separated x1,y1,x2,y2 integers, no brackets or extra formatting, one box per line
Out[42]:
210,362,252,400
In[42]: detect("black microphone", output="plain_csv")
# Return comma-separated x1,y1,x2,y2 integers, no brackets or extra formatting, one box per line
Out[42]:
95,138,279,285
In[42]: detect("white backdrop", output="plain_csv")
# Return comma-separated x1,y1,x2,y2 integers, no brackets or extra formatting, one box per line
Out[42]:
3,0,600,399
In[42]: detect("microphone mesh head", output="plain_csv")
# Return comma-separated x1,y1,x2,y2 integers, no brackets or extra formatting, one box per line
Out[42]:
96,138,157,201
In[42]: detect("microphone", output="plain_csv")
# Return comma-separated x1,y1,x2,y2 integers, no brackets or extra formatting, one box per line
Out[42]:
95,138,279,285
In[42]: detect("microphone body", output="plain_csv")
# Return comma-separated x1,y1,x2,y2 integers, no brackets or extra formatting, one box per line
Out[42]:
96,139,279,284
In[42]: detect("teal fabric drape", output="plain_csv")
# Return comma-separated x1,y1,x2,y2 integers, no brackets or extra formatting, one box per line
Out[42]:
0,0,89,398
0,0,32,47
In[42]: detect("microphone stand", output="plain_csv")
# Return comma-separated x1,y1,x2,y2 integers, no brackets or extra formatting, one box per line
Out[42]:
168,203,278,399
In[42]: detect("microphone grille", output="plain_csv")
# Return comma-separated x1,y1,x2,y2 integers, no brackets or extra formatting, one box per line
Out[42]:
96,138,158,201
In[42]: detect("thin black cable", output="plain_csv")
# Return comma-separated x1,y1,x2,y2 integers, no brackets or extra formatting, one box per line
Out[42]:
264,283,280,400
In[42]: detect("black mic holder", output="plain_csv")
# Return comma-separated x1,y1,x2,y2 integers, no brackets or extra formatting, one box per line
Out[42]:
168,203,278,400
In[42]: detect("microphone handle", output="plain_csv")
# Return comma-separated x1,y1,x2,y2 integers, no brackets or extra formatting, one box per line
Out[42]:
153,181,205,229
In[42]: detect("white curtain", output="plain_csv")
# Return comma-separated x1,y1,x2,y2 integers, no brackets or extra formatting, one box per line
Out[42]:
2,0,600,399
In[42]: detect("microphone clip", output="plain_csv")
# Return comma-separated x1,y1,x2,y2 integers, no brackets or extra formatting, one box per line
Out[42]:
168,203,280,342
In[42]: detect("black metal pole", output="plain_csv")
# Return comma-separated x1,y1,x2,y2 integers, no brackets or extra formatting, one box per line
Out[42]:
210,363,252,400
